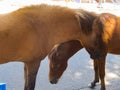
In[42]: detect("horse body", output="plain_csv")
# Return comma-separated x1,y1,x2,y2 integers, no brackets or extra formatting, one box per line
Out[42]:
0,5,80,64
95,13,120,54
108,18,120,54
92,13,120,54
0,4,83,90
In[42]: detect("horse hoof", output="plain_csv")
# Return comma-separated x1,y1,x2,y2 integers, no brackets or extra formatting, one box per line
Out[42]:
88,82,96,88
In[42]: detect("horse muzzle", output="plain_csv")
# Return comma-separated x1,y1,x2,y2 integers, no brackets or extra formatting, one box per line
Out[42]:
49,78,58,84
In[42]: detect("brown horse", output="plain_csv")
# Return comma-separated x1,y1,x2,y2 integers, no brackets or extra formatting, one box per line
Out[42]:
0,4,99,90
48,39,105,89
0,4,90,90
49,13,120,90
88,13,120,90
48,40,100,88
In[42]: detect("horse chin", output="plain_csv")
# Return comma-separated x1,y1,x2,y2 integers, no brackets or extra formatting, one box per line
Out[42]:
49,78,59,84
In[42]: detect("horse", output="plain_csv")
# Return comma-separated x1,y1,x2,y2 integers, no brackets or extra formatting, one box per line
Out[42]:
0,4,88,90
48,13,120,90
87,13,120,90
48,40,100,89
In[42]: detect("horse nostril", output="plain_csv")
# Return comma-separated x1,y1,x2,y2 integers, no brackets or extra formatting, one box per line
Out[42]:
50,79,58,84
50,80,54,84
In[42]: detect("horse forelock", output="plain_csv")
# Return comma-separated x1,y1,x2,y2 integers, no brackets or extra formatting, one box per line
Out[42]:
76,9,97,35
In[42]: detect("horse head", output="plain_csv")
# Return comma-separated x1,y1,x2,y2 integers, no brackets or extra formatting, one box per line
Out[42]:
48,40,82,84
48,45,68,84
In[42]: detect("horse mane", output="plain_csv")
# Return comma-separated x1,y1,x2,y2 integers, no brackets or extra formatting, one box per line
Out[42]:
15,4,75,16
14,4,97,35
76,9,98,35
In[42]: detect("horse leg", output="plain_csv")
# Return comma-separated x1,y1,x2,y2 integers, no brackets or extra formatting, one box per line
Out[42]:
24,60,41,90
98,57,106,90
90,60,99,88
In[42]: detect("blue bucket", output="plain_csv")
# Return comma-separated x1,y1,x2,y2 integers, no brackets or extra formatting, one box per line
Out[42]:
0,83,6,90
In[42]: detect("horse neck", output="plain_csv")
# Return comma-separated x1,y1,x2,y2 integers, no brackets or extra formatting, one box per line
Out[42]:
46,34,79,55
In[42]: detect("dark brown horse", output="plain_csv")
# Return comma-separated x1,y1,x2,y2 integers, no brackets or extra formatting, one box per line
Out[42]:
49,13,120,90
0,4,92,90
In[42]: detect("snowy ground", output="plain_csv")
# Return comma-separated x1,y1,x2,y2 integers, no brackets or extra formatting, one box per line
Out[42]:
0,0,120,90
